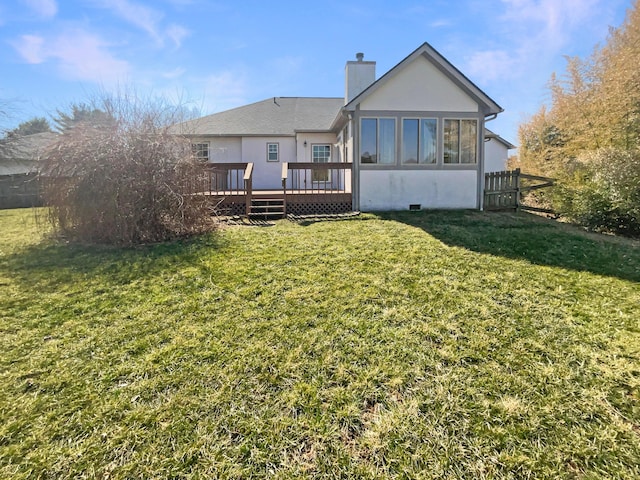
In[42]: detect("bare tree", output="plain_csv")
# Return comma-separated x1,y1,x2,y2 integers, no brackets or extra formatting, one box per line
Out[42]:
41,93,215,245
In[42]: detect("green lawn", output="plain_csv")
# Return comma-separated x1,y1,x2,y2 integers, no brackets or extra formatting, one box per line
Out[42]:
1,208,639,479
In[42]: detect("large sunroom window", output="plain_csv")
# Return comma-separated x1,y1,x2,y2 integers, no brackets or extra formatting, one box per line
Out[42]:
360,118,395,164
444,119,477,164
402,118,437,164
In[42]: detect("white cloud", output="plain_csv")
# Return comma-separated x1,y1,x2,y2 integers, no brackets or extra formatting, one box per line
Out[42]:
96,0,164,42
162,67,186,79
465,0,610,85
200,70,248,113
13,34,45,63
166,24,189,48
94,0,189,49
465,49,515,83
12,29,129,84
429,19,452,28
500,0,601,51
22,0,58,18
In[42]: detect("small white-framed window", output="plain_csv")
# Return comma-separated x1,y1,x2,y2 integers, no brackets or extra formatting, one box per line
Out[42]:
192,142,209,161
267,143,279,162
312,144,331,182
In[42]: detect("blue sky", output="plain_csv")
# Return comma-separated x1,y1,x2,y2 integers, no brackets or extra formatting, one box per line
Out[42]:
0,0,632,144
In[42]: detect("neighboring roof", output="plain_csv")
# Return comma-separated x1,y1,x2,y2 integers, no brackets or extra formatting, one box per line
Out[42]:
0,132,58,176
171,97,345,136
0,159,38,176
343,42,503,116
485,129,516,149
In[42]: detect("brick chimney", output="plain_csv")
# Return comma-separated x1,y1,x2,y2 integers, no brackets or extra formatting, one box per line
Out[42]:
345,52,376,104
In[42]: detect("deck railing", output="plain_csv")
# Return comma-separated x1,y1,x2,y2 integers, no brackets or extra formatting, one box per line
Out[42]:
281,162,352,216
281,162,352,194
202,162,254,214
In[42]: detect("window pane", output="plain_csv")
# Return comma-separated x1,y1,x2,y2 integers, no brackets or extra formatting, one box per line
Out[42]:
460,120,477,164
312,145,330,181
312,145,330,162
402,119,419,164
361,118,377,163
444,120,459,164
420,119,437,164
379,118,395,164
192,143,209,160
267,143,278,161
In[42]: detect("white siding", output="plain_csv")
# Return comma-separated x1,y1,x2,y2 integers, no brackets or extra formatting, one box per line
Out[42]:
359,170,478,210
360,56,478,112
241,137,296,190
295,133,338,162
208,137,242,163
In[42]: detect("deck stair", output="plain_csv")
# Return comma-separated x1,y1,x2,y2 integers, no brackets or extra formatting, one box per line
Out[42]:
249,197,285,218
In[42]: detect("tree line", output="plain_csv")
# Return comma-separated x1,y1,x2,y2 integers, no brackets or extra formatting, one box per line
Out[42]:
516,0,640,237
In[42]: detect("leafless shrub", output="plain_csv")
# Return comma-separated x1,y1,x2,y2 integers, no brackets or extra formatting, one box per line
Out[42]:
40,94,214,245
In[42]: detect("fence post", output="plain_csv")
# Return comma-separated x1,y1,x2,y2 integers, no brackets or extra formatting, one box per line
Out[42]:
514,167,521,211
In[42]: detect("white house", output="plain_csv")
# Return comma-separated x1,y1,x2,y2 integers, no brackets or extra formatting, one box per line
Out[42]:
173,42,513,214
484,129,516,173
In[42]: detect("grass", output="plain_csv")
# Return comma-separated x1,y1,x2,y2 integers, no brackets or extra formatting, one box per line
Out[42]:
1,207,639,479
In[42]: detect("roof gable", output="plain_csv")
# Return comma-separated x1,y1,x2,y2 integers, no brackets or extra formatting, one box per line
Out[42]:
345,42,503,115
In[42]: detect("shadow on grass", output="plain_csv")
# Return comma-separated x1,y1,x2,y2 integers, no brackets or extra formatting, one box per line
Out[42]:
1,231,226,292
377,210,640,283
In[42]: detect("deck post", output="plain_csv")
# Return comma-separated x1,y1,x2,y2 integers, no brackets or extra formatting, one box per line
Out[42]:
281,162,288,216
243,163,254,216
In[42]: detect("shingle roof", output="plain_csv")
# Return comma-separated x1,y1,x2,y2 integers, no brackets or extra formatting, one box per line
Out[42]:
0,132,58,175
485,129,516,149
171,97,344,136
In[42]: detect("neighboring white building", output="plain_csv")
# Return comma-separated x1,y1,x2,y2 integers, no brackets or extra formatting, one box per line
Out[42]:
174,42,514,212
484,129,516,173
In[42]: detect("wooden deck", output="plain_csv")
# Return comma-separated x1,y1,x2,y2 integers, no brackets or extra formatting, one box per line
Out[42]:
199,162,353,217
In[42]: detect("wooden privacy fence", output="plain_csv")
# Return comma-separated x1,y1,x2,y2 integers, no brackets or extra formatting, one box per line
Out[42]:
484,168,555,213
0,173,41,209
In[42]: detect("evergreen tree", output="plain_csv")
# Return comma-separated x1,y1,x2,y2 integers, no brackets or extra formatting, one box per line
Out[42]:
7,117,52,137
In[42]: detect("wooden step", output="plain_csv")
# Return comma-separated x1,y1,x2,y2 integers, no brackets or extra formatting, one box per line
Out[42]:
249,197,285,218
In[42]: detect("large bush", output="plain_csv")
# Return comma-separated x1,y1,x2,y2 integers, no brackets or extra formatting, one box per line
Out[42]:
41,98,213,245
554,148,640,236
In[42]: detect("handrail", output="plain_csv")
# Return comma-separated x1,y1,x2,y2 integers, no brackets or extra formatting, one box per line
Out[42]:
286,162,351,170
204,162,248,170
243,162,254,181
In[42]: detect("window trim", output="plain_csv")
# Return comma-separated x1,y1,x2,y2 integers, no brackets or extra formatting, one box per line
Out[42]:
311,143,332,163
311,143,332,182
266,142,279,162
192,142,210,161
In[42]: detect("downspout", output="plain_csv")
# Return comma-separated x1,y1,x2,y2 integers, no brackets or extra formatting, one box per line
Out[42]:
479,112,499,210
350,110,359,212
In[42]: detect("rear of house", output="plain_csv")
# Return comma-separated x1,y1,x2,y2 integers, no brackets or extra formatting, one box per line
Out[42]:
173,42,510,214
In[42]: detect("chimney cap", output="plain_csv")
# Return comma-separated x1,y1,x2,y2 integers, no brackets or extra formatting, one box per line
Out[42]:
356,52,364,62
